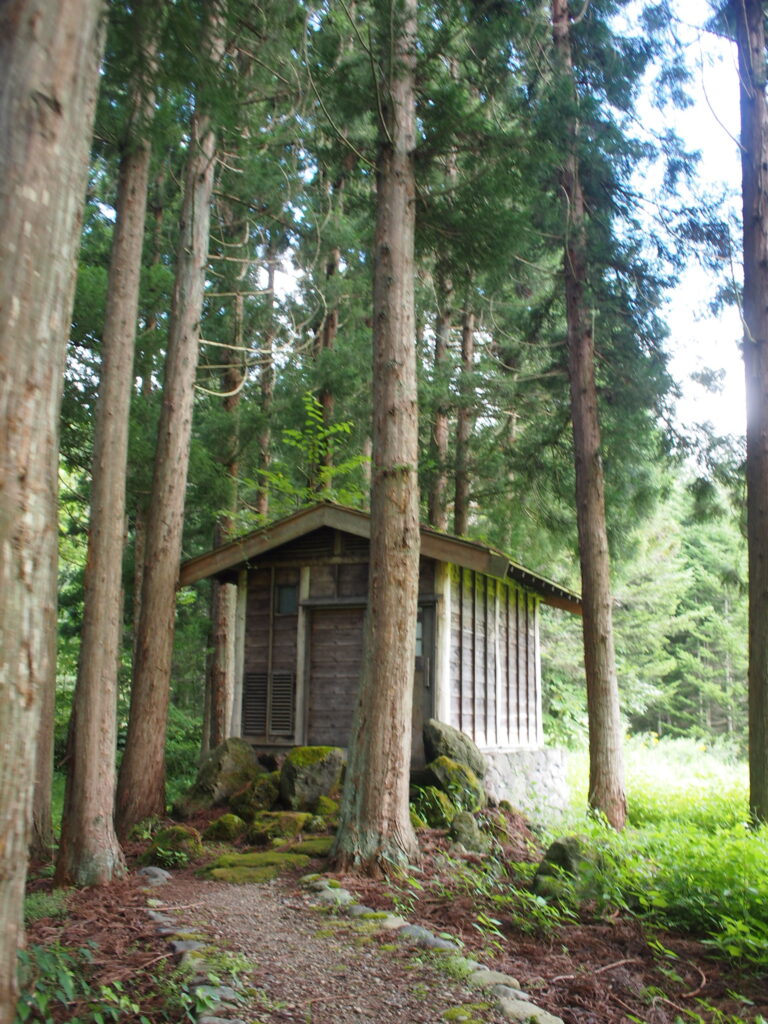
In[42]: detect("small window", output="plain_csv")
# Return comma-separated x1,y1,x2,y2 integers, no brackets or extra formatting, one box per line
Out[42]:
275,583,299,615
415,615,423,658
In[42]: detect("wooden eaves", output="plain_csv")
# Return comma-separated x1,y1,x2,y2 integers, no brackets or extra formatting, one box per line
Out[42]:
178,502,582,616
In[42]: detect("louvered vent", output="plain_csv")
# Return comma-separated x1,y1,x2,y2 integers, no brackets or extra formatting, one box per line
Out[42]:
269,672,295,736
242,672,267,735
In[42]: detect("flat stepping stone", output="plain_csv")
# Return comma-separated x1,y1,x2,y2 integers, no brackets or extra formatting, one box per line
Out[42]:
469,969,521,989
313,887,355,907
396,924,460,951
496,997,564,1024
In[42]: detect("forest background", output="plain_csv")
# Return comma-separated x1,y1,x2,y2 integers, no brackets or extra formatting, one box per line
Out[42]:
55,0,747,767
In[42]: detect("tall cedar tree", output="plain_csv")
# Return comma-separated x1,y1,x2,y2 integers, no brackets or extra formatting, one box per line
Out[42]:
551,0,626,828
0,0,105,1012
115,1,225,836
332,0,420,873
56,3,159,886
735,0,768,822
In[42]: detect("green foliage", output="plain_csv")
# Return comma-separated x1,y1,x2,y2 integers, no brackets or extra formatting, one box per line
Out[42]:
16,944,146,1024
164,704,203,803
554,740,767,969
244,392,369,519
24,890,70,926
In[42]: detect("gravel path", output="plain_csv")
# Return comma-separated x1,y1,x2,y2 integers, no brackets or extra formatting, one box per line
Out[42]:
160,874,509,1024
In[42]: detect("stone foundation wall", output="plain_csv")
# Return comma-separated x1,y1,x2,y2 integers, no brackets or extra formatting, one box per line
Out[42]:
482,747,570,823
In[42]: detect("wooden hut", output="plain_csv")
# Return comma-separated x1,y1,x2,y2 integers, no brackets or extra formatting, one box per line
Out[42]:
179,503,581,765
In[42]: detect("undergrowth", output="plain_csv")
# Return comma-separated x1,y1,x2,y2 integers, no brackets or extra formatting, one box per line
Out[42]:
556,736,768,969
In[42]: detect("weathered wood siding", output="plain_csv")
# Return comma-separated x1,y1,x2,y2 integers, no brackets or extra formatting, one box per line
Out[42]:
449,566,540,748
306,606,364,745
238,525,542,752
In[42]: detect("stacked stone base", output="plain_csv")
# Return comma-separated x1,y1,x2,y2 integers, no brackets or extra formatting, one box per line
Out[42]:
483,747,570,822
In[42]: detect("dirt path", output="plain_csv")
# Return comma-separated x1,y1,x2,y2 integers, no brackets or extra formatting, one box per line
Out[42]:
158,873,510,1024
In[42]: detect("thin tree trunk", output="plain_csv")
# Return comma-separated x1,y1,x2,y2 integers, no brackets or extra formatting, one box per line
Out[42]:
56,26,156,884
207,290,243,748
255,250,276,517
735,0,768,823
453,303,475,536
0,0,104,1013
116,5,225,837
428,266,453,530
552,0,626,829
332,0,419,875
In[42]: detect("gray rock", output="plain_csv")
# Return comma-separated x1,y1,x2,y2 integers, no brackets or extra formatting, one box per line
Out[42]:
448,811,491,854
194,983,240,1007
469,969,521,990
395,924,459,951
198,1018,247,1024
279,747,345,812
171,939,205,954
496,997,564,1024
423,719,487,779
347,904,378,917
313,887,354,907
147,910,174,924
492,984,531,1001
174,738,262,817
533,835,598,899
137,866,172,885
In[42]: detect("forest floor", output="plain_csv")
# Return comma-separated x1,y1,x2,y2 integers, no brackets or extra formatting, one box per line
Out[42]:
24,816,768,1024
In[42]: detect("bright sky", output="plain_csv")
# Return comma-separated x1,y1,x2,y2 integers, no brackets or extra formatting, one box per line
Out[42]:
661,12,745,441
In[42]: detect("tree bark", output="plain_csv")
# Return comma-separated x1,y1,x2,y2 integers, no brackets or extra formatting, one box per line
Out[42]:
115,5,225,837
332,0,420,874
0,0,104,1014
735,0,768,823
453,303,475,536
56,21,156,885
255,250,276,517
428,266,453,530
552,0,626,829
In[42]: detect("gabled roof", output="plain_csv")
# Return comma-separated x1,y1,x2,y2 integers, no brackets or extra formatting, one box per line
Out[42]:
179,502,582,615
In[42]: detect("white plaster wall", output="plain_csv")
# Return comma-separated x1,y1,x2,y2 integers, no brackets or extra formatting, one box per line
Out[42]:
483,747,570,823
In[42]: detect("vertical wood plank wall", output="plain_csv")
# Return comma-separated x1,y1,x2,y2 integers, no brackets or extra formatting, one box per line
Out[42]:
449,566,540,748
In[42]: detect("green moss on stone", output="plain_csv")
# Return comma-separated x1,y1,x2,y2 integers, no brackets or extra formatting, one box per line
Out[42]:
442,1004,491,1023
203,849,310,883
203,813,247,842
313,795,339,816
141,824,203,865
208,865,283,884
410,785,457,828
426,756,485,813
286,746,336,768
229,772,280,821
247,811,312,845
289,837,334,857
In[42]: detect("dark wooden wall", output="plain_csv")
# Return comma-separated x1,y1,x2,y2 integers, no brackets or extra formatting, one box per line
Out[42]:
449,567,538,748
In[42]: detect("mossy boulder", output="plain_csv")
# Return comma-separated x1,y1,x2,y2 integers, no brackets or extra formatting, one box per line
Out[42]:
203,849,310,884
202,813,247,842
313,794,339,818
229,771,280,821
141,824,203,866
423,719,488,780
410,785,457,828
289,836,334,857
410,808,428,830
279,746,345,811
424,756,485,813
247,811,312,845
173,738,262,818
448,811,491,854
533,835,597,900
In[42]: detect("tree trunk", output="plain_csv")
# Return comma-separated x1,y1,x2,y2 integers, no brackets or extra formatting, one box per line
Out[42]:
552,0,626,829
428,266,453,530
0,0,104,1014
735,0,768,824
56,27,156,884
454,303,475,536
255,250,276,517
332,0,419,875
115,7,225,837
